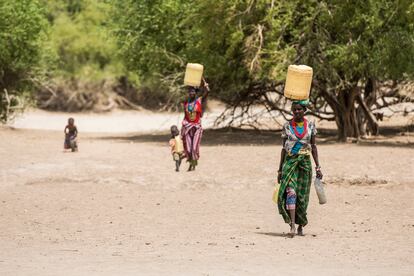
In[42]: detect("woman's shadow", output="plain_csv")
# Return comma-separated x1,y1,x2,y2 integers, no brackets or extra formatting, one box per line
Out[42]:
255,232,290,238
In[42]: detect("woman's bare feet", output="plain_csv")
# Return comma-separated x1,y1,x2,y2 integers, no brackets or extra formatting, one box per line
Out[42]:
297,225,304,236
288,223,296,238
187,160,197,171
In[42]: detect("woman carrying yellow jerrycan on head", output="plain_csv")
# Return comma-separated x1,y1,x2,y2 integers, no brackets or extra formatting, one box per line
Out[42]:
181,63,210,172
274,65,323,238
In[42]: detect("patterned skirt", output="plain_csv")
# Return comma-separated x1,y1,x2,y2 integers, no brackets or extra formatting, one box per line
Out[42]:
64,135,77,149
277,154,312,226
181,120,203,161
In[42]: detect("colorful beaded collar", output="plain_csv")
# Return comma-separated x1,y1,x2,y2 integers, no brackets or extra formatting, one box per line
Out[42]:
290,118,308,139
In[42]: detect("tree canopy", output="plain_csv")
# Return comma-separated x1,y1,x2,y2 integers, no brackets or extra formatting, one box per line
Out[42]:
115,0,414,139
0,0,48,122
1,0,413,139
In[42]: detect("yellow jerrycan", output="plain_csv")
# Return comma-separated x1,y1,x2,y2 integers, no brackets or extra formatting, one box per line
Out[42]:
184,63,204,87
284,65,313,100
175,136,184,153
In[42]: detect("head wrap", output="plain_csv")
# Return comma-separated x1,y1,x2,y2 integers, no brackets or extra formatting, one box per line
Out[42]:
292,99,309,108
291,99,309,112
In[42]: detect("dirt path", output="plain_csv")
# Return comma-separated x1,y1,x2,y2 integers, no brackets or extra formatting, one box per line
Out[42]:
0,127,413,275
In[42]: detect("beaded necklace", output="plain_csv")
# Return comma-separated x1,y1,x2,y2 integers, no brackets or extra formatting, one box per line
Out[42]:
187,98,197,112
290,118,308,139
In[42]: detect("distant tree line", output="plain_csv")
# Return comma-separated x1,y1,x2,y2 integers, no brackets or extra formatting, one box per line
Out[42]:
1,0,413,140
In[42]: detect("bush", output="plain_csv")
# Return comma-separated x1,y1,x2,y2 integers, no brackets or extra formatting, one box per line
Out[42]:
0,0,48,122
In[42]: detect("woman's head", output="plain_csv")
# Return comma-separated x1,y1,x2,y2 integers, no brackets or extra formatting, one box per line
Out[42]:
68,117,75,125
188,86,198,100
291,100,308,121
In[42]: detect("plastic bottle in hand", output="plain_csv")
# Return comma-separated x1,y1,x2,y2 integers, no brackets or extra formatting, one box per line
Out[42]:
314,177,327,204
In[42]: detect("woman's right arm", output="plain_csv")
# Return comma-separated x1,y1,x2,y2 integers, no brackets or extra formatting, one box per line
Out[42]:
278,138,287,183
201,77,210,100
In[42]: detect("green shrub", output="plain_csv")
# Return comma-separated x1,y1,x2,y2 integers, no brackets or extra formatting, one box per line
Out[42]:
0,0,48,122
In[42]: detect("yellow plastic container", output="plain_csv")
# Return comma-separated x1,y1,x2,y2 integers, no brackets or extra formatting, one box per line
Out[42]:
184,63,204,87
272,185,279,204
284,65,313,100
175,136,184,153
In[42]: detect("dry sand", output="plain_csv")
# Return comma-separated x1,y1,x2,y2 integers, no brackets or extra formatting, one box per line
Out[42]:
1,111,414,275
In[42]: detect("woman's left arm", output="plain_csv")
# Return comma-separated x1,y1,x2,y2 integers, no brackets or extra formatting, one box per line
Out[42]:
311,134,323,179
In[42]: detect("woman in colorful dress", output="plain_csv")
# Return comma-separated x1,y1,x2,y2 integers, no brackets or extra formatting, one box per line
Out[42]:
181,78,210,171
277,100,323,237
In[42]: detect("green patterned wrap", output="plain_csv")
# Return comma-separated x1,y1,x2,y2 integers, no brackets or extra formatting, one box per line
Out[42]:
277,154,312,226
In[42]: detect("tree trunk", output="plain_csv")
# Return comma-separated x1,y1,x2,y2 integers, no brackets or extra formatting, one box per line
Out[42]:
329,81,379,141
356,78,379,137
356,93,379,136
333,86,360,141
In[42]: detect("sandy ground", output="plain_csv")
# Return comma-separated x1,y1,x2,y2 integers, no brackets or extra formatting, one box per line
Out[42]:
1,111,414,275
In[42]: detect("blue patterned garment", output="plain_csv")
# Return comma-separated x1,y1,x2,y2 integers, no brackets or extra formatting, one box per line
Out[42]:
281,120,317,155
289,124,304,155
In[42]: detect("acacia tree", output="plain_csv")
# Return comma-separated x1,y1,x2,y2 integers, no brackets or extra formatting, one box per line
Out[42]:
113,0,199,108
299,0,414,139
0,0,48,122
202,0,414,140
115,0,414,140
114,0,262,107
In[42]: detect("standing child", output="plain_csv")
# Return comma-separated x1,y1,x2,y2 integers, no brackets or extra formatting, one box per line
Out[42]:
64,117,78,152
169,125,185,172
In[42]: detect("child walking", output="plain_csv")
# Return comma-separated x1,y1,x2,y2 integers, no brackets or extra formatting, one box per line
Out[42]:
169,125,185,172
64,117,78,152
